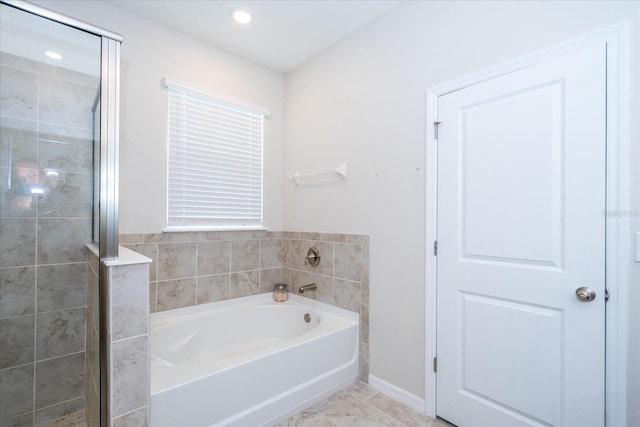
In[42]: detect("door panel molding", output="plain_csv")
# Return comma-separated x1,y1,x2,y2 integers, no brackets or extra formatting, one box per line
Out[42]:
425,23,631,426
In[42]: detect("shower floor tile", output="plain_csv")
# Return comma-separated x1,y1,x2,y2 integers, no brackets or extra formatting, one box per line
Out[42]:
278,382,455,427
36,409,86,427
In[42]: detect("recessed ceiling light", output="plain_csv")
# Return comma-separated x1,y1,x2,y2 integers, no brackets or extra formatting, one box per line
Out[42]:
230,8,253,25
45,51,62,60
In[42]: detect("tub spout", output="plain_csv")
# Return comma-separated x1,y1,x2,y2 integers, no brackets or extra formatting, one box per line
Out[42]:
298,283,317,294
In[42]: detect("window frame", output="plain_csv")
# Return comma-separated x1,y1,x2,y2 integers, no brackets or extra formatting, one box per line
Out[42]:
163,78,269,231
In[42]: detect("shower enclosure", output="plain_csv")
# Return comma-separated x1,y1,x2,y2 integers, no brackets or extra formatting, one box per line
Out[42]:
0,1,120,426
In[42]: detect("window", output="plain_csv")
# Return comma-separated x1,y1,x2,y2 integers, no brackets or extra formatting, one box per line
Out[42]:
164,79,268,229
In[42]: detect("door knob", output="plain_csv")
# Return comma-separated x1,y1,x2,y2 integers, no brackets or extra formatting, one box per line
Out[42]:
575,287,596,302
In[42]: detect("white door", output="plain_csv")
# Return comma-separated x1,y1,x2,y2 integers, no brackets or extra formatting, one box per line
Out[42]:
436,42,606,427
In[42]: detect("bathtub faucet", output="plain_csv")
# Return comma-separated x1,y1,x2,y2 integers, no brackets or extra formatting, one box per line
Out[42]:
298,283,317,294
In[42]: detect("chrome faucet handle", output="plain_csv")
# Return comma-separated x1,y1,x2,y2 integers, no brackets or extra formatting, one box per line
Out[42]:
305,247,321,266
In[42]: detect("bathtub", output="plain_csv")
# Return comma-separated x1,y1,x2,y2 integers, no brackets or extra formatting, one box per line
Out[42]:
150,293,359,426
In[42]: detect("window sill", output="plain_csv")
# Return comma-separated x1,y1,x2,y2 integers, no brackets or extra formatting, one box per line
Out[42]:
163,225,267,232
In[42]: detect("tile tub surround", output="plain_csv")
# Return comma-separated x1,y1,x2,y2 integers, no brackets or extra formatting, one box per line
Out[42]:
36,409,87,427
0,52,98,426
84,245,152,427
103,247,152,427
85,249,100,427
121,229,370,380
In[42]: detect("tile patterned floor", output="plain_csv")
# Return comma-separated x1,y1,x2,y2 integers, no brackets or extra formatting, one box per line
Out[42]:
278,382,454,427
33,383,452,427
36,410,87,427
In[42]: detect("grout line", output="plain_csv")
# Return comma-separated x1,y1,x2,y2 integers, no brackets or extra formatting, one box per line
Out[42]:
110,331,147,345
0,360,35,371
0,260,87,270
153,243,158,312
34,396,85,414
0,312,36,321
194,243,199,305
155,265,282,284
34,349,85,364
33,97,39,417
35,408,87,427
37,216,93,220
33,304,88,316
111,406,146,421
370,405,411,427
330,383,436,427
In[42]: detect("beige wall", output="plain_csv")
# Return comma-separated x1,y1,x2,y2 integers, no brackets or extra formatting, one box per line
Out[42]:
30,0,640,423
33,0,285,234
283,0,640,414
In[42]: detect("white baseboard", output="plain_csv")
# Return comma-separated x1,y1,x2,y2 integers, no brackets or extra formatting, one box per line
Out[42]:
367,375,425,414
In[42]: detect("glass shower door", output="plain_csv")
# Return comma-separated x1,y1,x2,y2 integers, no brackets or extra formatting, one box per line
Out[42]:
0,4,101,426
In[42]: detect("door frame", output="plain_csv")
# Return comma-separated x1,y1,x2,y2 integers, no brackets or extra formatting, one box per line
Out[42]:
425,24,631,426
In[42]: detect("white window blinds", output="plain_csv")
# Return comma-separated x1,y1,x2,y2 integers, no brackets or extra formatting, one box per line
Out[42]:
166,79,265,228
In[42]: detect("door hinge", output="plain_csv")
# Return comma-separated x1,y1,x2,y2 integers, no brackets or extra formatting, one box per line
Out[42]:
434,121,442,139
433,240,438,256
433,357,437,373
605,289,609,302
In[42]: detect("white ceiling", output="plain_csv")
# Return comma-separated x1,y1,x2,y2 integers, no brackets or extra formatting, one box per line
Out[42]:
104,0,401,73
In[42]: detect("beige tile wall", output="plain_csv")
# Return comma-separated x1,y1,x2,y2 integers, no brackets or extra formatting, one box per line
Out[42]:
85,249,100,427
85,246,151,427
121,230,370,381
0,51,97,427
105,251,151,427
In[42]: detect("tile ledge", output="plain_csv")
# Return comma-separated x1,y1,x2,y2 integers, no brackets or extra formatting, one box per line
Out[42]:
103,246,153,266
86,243,99,257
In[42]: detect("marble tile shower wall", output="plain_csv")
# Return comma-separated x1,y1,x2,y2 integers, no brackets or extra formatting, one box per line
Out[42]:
85,250,100,427
0,52,98,426
105,250,151,427
121,230,370,380
86,246,151,427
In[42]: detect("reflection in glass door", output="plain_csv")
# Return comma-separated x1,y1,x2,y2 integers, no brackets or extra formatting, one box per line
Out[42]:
0,3,105,426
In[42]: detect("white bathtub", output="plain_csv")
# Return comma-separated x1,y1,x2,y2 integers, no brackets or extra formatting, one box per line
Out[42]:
150,293,359,426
